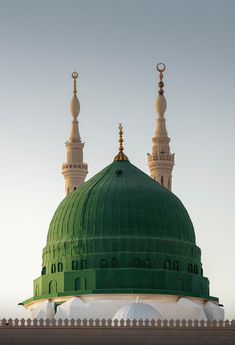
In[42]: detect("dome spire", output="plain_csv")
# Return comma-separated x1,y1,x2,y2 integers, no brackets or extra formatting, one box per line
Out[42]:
62,71,88,195
147,63,174,191
114,123,129,161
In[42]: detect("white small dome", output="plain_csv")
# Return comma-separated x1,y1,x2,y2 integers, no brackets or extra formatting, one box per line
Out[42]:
177,298,207,320
55,297,89,320
203,301,224,321
112,302,162,321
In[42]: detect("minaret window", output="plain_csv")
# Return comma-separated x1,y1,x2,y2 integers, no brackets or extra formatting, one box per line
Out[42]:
161,176,164,185
42,266,46,275
194,265,198,274
168,177,171,190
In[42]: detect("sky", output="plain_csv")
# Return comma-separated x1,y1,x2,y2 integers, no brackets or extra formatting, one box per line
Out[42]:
0,0,235,319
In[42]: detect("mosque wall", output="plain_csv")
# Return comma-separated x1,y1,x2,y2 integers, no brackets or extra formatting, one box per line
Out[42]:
0,320,234,345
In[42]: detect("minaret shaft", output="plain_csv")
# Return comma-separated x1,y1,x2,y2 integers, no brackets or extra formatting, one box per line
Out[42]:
62,72,88,195
148,64,174,191
69,119,81,143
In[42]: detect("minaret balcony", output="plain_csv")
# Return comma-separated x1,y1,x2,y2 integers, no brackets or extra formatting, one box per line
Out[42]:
62,163,88,170
148,154,174,162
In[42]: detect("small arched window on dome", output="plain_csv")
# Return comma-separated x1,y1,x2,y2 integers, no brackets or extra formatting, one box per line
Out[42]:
66,187,70,195
115,169,122,176
133,258,140,267
58,263,63,272
175,279,184,291
194,265,198,275
164,260,171,270
101,259,108,268
75,277,86,290
81,260,86,270
111,258,118,268
75,277,81,290
144,259,151,268
49,280,57,294
42,266,46,275
35,284,39,296
188,264,193,273
51,264,56,274
199,283,204,295
72,260,78,270
73,187,77,191
174,261,179,271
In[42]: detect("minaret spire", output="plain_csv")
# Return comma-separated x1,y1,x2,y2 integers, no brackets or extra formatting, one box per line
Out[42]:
68,71,81,143
147,63,174,191
62,71,88,195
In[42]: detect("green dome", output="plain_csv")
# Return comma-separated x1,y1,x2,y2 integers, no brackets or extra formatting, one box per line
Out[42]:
25,159,217,305
48,160,195,244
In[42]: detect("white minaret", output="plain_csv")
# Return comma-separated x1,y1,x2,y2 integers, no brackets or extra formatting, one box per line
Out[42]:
62,71,88,195
147,63,174,191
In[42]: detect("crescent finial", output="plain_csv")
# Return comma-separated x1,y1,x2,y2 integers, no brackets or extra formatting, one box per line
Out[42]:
156,63,166,95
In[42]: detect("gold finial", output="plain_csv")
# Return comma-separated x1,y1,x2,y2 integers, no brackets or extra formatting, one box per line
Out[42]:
72,71,78,95
157,63,166,95
114,123,129,161
118,123,124,153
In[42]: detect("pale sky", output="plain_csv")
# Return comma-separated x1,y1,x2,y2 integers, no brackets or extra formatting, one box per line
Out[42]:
0,0,235,318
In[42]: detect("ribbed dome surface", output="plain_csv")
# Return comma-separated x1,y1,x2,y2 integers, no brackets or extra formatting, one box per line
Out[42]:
47,160,195,244
112,302,162,321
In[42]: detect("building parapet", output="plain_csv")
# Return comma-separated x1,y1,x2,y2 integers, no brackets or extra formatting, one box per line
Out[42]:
0,318,234,328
